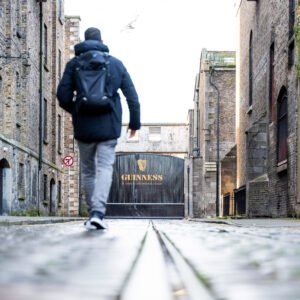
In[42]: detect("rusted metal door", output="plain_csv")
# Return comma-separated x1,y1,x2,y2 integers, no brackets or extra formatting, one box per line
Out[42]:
107,154,184,218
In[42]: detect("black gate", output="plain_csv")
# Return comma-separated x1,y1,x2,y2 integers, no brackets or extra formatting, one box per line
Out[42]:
223,193,230,216
106,154,184,218
234,185,246,215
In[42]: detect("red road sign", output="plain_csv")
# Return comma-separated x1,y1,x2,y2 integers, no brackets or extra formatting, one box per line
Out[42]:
63,156,74,167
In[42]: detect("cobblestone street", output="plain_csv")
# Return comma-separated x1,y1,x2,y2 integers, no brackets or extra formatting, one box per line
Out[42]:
0,219,300,300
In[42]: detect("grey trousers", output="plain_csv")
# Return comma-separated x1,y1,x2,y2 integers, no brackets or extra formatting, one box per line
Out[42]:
77,139,117,216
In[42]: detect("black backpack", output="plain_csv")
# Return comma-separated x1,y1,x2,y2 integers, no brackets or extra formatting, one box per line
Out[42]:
74,50,112,114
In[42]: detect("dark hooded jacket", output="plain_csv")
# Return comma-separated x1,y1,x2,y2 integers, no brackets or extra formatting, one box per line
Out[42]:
57,40,140,142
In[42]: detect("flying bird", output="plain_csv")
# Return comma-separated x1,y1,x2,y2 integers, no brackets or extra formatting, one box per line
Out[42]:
121,15,139,32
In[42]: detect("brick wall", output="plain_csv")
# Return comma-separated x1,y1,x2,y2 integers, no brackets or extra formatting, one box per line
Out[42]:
0,1,71,216
191,49,236,217
237,0,298,217
62,16,81,216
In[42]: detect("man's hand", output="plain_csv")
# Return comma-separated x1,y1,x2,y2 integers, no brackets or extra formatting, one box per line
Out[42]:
127,128,137,138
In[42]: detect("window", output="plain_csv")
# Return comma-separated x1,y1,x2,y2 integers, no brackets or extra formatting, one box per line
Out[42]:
289,0,296,39
43,174,48,202
58,49,62,80
44,24,48,65
16,0,21,38
288,39,295,69
18,163,25,200
58,181,62,205
16,72,21,120
58,0,63,19
16,123,21,142
269,43,275,122
0,75,3,92
58,114,62,153
149,127,161,142
43,98,48,142
249,31,253,107
277,87,288,163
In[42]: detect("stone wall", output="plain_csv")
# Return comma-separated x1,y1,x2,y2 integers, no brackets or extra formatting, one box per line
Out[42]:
0,1,69,216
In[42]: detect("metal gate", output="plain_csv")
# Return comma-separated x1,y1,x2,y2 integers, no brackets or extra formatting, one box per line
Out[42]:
234,185,246,215
106,154,184,218
223,193,230,216
0,167,3,215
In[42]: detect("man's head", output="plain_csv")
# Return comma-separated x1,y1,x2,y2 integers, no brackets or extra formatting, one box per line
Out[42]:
84,27,102,42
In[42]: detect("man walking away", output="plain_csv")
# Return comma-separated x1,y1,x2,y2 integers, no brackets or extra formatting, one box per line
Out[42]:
57,27,140,230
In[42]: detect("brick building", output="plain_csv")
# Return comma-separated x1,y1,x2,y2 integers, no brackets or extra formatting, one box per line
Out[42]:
236,0,299,217
0,0,79,216
189,49,236,217
62,16,81,216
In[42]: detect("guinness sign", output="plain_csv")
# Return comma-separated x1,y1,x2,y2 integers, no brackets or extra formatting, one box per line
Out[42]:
107,153,184,217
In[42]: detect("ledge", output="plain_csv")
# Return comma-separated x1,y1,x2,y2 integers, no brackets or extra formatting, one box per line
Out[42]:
247,105,253,115
277,160,288,174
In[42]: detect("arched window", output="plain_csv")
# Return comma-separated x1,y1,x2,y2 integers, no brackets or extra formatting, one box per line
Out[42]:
277,87,288,163
249,31,253,106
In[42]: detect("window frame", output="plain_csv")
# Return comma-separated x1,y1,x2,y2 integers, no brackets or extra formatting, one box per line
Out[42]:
277,87,288,164
43,98,48,143
269,42,275,122
249,31,253,107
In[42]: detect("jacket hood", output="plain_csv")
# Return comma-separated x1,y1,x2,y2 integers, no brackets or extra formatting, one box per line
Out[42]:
74,40,109,56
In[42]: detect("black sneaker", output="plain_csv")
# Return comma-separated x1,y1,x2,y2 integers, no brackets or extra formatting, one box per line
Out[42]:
90,211,108,230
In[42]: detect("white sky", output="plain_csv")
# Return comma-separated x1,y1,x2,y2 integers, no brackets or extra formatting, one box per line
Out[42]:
65,0,237,123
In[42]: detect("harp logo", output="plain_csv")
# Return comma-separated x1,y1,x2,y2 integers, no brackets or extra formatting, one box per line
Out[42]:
137,160,147,172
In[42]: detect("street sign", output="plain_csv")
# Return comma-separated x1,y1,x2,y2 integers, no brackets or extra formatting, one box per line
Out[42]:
63,155,74,167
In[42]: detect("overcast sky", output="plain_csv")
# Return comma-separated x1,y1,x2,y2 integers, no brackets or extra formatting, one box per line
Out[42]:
65,0,237,124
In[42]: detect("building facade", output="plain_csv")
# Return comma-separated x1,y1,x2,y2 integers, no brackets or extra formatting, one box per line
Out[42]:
236,0,299,217
0,0,77,216
189,49,236,217
116,123,189,158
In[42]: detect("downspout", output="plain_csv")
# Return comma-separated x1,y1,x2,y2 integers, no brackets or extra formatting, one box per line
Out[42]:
209,67,220,217
38,1,43,171
38,0,44,214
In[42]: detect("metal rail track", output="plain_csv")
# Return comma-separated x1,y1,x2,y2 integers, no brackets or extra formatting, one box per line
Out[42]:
120,221,216,300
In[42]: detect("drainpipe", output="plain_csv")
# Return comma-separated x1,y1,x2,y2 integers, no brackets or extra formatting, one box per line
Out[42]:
209,67,220,217
37,0,44,214
38,1,43,171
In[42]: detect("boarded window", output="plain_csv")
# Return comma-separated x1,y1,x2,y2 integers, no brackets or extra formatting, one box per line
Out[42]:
277,87,288,163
